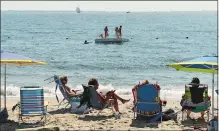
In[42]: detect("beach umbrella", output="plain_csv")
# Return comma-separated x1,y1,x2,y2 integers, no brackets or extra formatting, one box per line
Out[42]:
168,56,218,118
0,51,46,111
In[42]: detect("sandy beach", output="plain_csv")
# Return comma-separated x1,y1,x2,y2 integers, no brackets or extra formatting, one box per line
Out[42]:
0,97,217,131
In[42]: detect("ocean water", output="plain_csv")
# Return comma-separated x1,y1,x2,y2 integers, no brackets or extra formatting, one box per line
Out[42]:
1,11,217,98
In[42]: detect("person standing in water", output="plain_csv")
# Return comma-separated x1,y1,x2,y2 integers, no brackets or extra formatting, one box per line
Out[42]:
104,26,109,38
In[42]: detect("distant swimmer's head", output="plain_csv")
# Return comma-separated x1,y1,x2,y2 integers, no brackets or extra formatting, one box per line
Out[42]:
84,40,88,44
186,37,189,39
120,25,122,28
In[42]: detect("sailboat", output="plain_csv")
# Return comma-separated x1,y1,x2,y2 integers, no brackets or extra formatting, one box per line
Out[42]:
76,6,81,13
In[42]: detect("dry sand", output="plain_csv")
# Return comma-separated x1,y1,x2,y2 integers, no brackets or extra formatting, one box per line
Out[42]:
0,97,217,131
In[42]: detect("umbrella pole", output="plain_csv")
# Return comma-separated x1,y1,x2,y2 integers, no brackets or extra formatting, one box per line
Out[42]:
0,67,2,112
4,64,6,109
212,71,214,119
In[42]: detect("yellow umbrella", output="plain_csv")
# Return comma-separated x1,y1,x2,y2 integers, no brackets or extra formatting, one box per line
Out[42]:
0,51,46,110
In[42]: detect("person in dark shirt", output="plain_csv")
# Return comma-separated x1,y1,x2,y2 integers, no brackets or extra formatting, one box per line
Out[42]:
104,26,109,38
118,25,122,38
186,77,205,120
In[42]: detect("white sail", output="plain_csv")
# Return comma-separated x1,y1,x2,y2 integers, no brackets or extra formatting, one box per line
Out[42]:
76,6,80,13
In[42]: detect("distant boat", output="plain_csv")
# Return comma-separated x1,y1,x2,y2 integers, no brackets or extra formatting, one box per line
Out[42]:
126,11,130,13
76,6,80,13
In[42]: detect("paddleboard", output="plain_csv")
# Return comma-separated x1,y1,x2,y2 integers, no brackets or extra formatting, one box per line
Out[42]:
95,38,129,44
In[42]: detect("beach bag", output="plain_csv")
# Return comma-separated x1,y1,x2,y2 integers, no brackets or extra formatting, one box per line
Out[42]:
207,119,218,131
161,108,177,121
0,108,9,123
71,98,87,113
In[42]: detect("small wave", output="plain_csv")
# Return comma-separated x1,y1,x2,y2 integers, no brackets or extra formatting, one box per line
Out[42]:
1,83,217,103
28,31,55,34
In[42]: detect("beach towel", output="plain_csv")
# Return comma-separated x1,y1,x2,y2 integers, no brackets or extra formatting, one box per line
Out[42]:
160,108,177,121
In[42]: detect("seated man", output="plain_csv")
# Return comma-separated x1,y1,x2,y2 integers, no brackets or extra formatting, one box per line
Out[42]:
88,78,130,113
183,77,206,120
60,76,81,97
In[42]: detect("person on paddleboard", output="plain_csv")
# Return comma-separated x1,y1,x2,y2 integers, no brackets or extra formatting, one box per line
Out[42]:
115,27,120,38
118,25,122,38
104,26,109,38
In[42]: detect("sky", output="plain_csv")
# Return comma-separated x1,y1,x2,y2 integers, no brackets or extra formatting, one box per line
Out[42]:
1,1,217,12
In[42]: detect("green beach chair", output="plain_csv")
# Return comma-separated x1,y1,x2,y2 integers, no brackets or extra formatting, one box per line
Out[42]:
81,85,114,116
181,84,211,122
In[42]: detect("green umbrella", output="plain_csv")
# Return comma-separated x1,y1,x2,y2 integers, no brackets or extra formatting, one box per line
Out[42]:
168,56,218,118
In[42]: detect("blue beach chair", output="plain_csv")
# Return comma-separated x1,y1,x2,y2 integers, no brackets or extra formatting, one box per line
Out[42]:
132,83,162,123
18,86,48,125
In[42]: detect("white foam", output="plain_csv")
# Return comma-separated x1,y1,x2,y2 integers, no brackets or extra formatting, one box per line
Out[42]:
0,83,218,102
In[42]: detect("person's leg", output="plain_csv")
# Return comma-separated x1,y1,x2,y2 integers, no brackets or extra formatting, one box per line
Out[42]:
113,98,119,112
106,91,129,104
200,111,205,119
186,110,192,119
102,94,119,112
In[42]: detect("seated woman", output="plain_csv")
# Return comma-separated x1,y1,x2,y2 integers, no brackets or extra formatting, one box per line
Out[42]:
60,76,81,97
88,78,130,113
99,34,103,38
184,77,206,120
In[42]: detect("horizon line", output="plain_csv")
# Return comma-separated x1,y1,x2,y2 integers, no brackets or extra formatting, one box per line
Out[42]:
1,10,216,12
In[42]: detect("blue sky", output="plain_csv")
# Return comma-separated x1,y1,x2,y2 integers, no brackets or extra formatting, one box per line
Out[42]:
1,1,217,12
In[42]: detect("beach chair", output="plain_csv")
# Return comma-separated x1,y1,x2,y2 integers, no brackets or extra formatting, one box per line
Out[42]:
81,85,114,116
132,82,163,123
18,86,48,125
181,84,211,122
53,75,82,112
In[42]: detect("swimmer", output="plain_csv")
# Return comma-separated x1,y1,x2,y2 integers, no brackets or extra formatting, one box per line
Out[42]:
84,40,91,44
